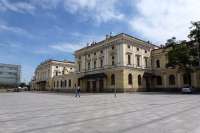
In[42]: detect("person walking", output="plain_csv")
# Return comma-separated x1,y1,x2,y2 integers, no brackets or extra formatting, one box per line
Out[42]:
75,84,80,97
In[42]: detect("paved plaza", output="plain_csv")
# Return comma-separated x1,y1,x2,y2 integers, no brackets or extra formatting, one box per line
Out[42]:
1,92,200,133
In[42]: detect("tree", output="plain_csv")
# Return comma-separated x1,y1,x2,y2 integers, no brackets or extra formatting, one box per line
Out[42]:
166,42,193,85
165,37,177,47
188,21,200,66
166,42,192,69
188,21,200,43
166,21,200,86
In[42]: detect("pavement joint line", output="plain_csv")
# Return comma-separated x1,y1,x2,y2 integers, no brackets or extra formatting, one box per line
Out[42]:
0,96,163,116
10,100,200,133
0,95,196,116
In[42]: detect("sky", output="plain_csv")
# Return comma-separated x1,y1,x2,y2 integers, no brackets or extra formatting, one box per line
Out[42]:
0,0,200,83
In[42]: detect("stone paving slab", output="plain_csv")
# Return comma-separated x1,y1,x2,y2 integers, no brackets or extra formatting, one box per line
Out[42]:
0,92,200,133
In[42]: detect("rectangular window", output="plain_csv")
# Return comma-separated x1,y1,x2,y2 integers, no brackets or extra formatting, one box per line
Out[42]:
112,61,114,65
88,62,90,70
137,56,140,67
112,56,115,65
128,55,131,65
100,59,103,68
94,61,96,69
78,63,81,72
145,57,148,68
69,80,71,87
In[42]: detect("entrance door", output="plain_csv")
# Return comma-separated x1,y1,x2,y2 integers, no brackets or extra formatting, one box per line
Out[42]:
99,79,104,92
87,81,90,92
145,78,150,91
92,81,96,92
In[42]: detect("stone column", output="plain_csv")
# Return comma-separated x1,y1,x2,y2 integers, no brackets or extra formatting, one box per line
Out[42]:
105,48,108,66
141,55,144,68
163,74,167,88
192,72,197,88
177,73,181,88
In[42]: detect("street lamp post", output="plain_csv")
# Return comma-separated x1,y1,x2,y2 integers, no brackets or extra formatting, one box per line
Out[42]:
198,41,200,67
114,84,116,97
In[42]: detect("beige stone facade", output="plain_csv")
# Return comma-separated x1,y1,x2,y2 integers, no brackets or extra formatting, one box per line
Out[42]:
74,33,158,92
31,59,75,91
51,73,77,92
150,47,200,91
31,33,200,92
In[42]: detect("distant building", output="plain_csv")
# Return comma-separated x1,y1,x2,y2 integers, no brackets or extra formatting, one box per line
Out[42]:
0,63,21,87
31,59,75,91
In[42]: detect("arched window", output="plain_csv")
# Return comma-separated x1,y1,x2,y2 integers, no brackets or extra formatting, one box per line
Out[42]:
156,60,160,68
128,55,131,65
111,74,115,85
156,76,162,85
138,75,141,86
169,75,175,85
69,79,71,87
183,73,191,85
128,74,132,85
57,80,59,88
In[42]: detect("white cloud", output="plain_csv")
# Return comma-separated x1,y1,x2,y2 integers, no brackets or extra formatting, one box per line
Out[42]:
129,0,200,44
0,0,35,13
50,43,83,53
0,24,33,38
64,0,124,23
0,0,124,23
49,33,104,53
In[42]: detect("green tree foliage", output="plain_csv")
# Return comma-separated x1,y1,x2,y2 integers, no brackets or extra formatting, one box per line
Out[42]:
166,21,200,85
167,21,200,70
167,43,192,70
188,21,200,43
165,37,176,47
188,21,200,66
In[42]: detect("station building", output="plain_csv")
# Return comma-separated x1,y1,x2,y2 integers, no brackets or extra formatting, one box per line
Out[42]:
31,33,200,92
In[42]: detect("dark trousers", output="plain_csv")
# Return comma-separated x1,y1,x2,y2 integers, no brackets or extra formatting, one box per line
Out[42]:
75,90,80,97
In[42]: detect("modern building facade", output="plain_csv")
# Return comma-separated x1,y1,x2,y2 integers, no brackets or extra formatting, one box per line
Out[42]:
32,59,75,90
0,63,21,87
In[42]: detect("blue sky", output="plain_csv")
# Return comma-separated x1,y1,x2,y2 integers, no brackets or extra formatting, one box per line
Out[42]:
0,0,200,82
